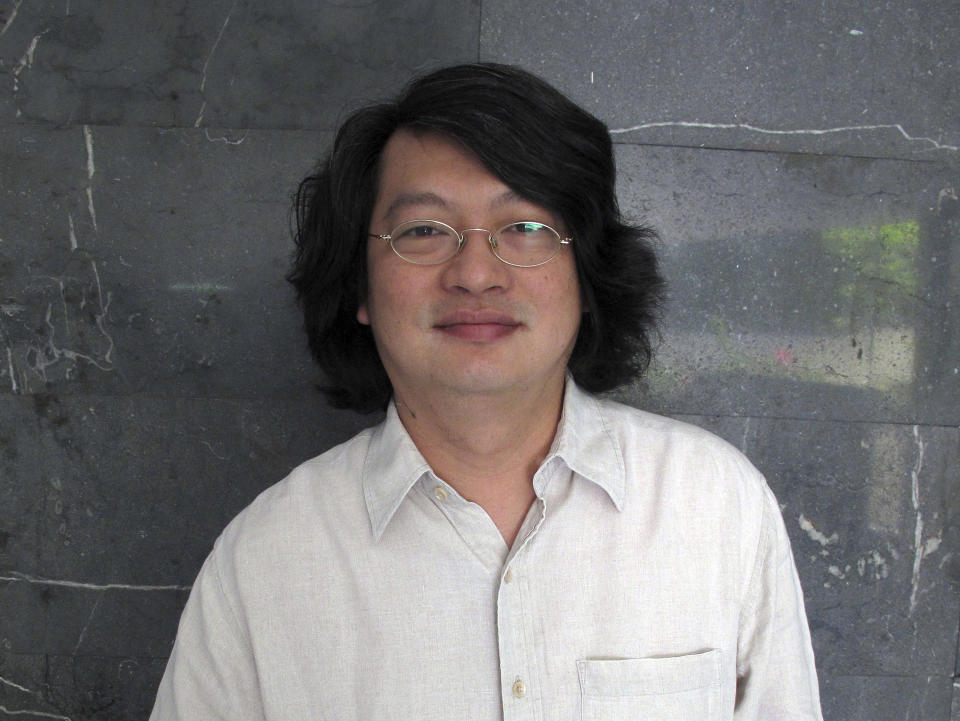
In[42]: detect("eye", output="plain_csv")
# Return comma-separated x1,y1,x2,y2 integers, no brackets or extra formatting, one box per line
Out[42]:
497,222,556,242
394,222,454,240
506,222,546,234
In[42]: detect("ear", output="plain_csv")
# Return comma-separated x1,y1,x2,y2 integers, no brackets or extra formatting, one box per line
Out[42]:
357,302,370,325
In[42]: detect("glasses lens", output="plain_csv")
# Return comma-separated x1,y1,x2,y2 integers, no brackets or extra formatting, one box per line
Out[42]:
493,222,561,267
390,220,460,264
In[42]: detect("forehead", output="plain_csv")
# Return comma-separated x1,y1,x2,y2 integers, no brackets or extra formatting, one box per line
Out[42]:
372,130,553,224
377,130,487,187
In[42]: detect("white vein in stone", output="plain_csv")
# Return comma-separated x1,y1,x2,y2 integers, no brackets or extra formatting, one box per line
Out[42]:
12,32,41,87
195,0,239,126
56,277,70,335
739,416,752,454
0,571,191,592
609,120,960,153
201,440,228,460
27,301,114,377
0,706,71,721
798,513,838,547
204,128,248,145
82,126,98,232
67,213,78,251
0,678,69,721
84,187,97,232
83,125,95,179
908,425,926,616
0,0,23,36
0,675,36,696
89,260,114,364
71,594,103,655
6,346,18,393
89,260,105,316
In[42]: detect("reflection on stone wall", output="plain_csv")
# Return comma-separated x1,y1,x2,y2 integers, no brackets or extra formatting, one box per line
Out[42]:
1,1,958,719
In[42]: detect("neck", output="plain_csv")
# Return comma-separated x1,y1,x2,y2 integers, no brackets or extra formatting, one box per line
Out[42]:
393,377,566,545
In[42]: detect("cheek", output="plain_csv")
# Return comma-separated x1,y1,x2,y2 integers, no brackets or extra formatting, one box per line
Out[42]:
360,263,430,332
547,264,582,318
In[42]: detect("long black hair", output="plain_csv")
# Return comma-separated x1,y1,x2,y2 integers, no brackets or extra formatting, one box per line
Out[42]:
288,63,665,412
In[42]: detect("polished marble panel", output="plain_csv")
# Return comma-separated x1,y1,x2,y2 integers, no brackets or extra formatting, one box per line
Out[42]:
612,144,960,426
0,126,329,399
0,0,479,129
0,651,167,721
2,0,958,718
21,393,373,584
821,674,953,721
0,581,188,658
0,397,42,576
481,0,960,159
679,414,960,678
1,391,374,692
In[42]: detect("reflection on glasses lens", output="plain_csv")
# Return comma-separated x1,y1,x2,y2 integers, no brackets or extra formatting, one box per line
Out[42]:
493,223,561,266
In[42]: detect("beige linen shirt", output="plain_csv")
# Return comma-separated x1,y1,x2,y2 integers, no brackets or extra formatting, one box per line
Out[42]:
151,381,822,720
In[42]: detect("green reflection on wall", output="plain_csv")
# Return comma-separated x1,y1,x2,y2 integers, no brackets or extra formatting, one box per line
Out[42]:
823,220,919,330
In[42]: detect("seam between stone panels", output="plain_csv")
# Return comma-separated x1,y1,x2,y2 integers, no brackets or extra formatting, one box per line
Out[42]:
608,137,944,165
824,673,959,679
609,121,959,153
476,0,484,61
668,413,960,431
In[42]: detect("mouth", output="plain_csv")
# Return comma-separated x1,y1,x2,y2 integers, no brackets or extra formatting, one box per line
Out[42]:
434,310,521,341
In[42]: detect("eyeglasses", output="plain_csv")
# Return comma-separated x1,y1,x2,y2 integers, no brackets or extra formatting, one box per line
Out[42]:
370,219,573,268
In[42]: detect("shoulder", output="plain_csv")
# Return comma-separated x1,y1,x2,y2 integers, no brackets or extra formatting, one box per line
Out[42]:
596,395,760,476
211,424,378,575
587,394,776,526
589,395,787,590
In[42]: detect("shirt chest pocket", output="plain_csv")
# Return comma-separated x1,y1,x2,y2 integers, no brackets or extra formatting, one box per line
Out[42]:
577,649,722,721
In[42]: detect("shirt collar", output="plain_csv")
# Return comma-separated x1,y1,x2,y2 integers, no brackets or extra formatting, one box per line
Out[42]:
542,379,625,511
361,401,433,542
361,379,626,542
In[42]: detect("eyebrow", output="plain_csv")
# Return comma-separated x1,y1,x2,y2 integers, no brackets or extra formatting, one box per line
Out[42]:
383,190,530,221
383,192,449,220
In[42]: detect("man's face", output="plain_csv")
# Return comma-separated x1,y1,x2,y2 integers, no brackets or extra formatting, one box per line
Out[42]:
357,130,582,405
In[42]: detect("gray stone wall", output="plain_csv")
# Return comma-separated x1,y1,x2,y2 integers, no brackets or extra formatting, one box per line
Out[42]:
1,1,957,719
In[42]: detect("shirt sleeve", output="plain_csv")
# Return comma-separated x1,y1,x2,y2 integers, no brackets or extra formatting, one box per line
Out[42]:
149,543,267,721
734,483,824,720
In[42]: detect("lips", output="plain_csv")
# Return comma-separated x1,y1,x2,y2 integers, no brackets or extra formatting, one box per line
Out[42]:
433,309,521,341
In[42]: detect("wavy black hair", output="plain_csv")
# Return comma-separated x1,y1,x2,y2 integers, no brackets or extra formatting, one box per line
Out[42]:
288,63,665,413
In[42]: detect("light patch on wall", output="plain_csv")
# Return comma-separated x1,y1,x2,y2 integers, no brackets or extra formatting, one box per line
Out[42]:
822,220,920,331
653,325,915,390
650,219,921,396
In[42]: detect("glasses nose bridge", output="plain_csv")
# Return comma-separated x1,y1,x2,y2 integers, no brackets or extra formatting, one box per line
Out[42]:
457,227,497,256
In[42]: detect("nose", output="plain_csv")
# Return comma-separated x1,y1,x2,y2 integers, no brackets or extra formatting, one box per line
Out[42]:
440,229,511,294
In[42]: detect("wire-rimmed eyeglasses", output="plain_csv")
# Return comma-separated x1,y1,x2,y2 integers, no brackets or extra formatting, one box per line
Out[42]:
370,219,573,268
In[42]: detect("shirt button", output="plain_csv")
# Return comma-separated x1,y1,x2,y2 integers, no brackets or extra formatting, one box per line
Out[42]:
433,486,447,501
512,679,526,698
503,567,513,583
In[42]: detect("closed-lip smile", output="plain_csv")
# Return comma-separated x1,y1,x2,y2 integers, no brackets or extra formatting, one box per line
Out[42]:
434,309,521,341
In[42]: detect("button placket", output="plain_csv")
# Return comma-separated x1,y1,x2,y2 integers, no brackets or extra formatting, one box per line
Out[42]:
497,531,541,719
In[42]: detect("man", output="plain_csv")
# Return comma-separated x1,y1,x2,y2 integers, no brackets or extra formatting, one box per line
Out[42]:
151,63,823,720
